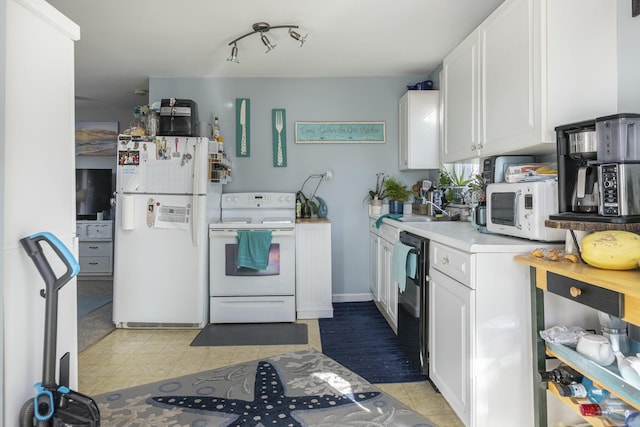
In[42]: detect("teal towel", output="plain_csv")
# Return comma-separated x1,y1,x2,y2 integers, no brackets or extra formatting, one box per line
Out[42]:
392,242,413,293
407,252,417,280
236,230,272,270
375,213,402,228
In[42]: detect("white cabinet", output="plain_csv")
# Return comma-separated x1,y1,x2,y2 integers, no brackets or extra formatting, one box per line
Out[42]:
369,232,380,301
398,91,440,170
428,239,556,427
76,220,113,276
441,0,617,163
441,33,480,163
295,221,333,319
369,219,400,331
429,267,472,426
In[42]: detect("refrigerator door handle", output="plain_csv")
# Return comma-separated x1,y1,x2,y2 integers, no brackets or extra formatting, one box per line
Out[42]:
192,140,201,195
191,140,201,248
192,192,199,248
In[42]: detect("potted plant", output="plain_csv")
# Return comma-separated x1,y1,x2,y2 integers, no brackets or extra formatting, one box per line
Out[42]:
466,173,486,204
440,165,473,204
364,172,388,215
383,176,411,214
297,191,317,218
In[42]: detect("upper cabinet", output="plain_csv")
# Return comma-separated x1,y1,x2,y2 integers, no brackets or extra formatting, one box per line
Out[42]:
399,91,440,170
441,0,617,163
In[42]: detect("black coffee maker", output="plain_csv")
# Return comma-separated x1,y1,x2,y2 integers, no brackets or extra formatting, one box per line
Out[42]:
553,119,600,220
552,115,640,224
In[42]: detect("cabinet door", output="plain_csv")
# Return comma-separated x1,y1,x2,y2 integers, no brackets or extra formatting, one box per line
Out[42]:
379,239,391,310
429,268,473,426
480,0,541,156
382,239,397,329
399,91,440,170
442,31,480,163
370,233,380,301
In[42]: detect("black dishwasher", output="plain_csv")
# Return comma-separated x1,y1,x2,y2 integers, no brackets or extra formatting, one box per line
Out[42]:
397,231,429,377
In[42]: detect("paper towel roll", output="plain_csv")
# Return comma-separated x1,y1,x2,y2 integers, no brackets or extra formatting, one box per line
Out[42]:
121,195,135,230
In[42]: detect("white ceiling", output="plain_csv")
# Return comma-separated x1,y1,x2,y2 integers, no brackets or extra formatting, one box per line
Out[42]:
47,0,504,114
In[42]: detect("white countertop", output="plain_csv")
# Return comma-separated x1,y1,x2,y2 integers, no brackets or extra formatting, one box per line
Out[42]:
374,216,563,253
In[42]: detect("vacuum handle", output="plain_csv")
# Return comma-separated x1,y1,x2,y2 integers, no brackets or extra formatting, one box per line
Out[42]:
33,383,54,422
20,232,80,291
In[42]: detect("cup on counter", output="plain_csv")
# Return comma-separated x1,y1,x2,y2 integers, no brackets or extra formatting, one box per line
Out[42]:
96,212,104,221
576,333,615,366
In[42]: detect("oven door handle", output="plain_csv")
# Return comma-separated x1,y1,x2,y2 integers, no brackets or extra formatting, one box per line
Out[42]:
209,229,295,238
513,190,523,229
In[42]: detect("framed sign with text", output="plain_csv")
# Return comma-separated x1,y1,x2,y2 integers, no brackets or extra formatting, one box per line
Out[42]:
295,121,385,144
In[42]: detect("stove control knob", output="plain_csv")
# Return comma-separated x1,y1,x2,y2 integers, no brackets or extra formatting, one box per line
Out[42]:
224,195,239,204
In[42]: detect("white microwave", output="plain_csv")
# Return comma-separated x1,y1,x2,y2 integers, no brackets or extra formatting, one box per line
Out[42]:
486,180,565,242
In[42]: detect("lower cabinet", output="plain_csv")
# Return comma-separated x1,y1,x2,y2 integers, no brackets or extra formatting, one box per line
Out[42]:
369,232,380,300
77,220,113,276
429,267,473,426
295,221,333,319
369,219,399,331
379,237,398,328
429,240,554,426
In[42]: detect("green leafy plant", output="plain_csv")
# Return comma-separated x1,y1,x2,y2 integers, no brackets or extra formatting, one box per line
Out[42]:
383,176,411,202
440,165,473,187
297,191,318,215
466,173,486,203
364,172,388,203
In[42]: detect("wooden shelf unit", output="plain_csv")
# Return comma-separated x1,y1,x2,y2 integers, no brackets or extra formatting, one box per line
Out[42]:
515,255,640,426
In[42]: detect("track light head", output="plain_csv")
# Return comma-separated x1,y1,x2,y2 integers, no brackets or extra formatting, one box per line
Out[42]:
260,34,276,53
227,44,239,63
288,28,308,46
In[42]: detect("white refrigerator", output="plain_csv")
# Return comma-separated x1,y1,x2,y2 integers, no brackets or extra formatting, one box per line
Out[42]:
113,135,209,328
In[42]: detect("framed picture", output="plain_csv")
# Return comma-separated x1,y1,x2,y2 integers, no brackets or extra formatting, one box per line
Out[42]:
295,121,386,144
75,121,118,156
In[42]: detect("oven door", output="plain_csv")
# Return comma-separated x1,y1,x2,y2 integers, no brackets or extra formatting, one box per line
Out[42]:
209,228,295,296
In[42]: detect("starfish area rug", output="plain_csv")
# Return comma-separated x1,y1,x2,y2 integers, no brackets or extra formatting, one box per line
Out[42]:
94,348,437,426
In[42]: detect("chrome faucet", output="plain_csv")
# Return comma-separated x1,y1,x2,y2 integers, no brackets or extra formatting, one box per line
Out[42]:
424,200,450,216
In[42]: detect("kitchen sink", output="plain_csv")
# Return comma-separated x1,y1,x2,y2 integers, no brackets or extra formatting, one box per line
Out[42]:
397,214,459,222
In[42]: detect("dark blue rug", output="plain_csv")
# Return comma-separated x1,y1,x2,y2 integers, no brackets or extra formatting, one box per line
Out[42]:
319,301,426,384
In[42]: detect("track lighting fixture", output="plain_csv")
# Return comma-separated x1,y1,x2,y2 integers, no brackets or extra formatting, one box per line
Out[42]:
227,22,308,63
227,43,239,63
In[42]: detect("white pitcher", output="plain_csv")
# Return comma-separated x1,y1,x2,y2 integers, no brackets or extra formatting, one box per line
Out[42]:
615,351,640,388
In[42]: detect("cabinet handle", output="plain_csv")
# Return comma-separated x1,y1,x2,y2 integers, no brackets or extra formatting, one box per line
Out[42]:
569,286,582,297
88,262,98,265
441,256,449,265
89,246,98,249
470,144,476,151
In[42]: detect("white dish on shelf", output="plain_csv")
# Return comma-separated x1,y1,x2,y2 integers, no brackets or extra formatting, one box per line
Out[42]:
576,334,615,366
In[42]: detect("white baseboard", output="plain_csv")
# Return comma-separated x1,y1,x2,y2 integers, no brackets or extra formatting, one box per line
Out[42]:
331,293,373,303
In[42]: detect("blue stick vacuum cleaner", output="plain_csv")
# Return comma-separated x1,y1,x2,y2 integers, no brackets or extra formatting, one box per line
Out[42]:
19,232,100,426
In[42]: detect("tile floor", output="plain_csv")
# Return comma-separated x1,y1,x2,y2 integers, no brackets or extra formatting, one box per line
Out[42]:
78,319,464,426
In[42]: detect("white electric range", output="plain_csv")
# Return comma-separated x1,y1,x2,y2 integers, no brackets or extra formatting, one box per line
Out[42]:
208,192,296,323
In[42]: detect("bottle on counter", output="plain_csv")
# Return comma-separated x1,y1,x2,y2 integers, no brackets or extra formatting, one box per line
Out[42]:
540,364,584,385
212,117,224,153
296,194,302,219
579,396,639,426
557,377,610,403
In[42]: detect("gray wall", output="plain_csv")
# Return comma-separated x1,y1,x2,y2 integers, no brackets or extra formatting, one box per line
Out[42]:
149,76,439,299
618,0,640,113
